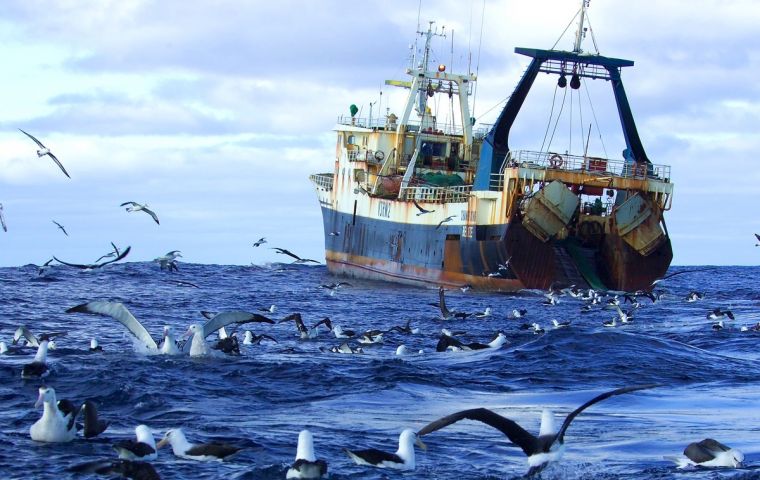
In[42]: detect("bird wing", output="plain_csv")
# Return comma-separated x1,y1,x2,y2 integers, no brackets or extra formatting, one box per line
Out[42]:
417,408,539,456
53,256,93,269
185,443,241,458
412,199,425,213
438,287,450,316
556,384,658,443
110,242,120,255
18,128,46,148
98,246,131,266
201,311,275,338
683,440,729,463
120,201,139,207
272,247,300,261
0,204,6,232
755,233,760,242
142,207,160,225
66,301,158,349
47,152,71,178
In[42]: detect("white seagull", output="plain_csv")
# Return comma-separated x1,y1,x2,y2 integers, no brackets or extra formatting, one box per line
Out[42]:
19,128,71,178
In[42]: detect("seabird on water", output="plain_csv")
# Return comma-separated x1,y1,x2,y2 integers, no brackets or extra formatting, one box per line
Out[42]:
417,384,657,477
52,220,69,236
430,286,469,320
13,325,66,348
54,245,132,270
68,459,160,480
114,425,158,461
121,202,160,225
344,429,426,470
320,282,351,295
253,237,267,247
81,400,110,438
243,331,277,345
260,304,277,313
358,330,384,344
412,200,435,216
18,128,71,178
552,320,571,329
330,324,356,339
90,339,103,352
707,308,734,320
511,309,528,319
323,342,363,354
279,313,332,340
684,291,705,303
159,326,180,355
287,430,328,479
157,428,242,461
606,305,635,324
272,247,320,264
712,321,724,331
30,386,78,442
475,307,493,318
183,311,275,356
436,332,507,352
387,319,420,335
665,438,744,468
154,250,181,271
22,335,53,378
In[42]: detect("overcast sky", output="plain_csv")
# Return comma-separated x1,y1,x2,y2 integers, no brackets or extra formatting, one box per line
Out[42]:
0,0,758,267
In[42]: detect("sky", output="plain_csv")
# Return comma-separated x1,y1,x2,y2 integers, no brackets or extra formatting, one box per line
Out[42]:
0,0,758,267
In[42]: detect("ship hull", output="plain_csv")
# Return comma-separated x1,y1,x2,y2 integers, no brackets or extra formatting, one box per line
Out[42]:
320,205,672,292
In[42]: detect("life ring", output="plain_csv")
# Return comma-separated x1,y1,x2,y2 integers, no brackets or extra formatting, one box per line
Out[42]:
549,154,563,169
374,150,385,162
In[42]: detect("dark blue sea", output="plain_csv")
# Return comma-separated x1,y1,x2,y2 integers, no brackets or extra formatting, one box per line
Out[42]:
1,263,759,479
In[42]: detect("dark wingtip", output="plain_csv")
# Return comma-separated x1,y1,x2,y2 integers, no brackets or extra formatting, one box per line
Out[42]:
66,303,90,314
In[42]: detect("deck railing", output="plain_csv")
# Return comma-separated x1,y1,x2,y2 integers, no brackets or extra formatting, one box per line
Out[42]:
399,184,472,203
309,173,334,191
507,150,671,180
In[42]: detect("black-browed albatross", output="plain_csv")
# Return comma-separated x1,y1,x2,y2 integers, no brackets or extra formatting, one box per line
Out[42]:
113,424,158,461
286,430,328,479
54,245,132,270
157,428,242,461
120,202,160,225
417,384,657,477
666,438,744,468
344,428,426,470
18,128,71,178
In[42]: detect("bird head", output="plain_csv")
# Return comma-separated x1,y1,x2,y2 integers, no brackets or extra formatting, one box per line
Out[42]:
35,386,56,408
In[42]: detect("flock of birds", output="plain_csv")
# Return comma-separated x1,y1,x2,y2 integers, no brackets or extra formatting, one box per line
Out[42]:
1,260,753,479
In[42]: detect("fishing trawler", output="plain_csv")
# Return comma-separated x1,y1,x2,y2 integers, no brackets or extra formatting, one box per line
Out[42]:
310,3,673,292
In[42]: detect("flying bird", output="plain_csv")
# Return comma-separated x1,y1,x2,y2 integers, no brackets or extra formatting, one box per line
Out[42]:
54,245,131,270
51,220,68,236
94,242,121,263
0,203,7,232
436,215,456,229
253,237,267,247
120,202,160,225
417,384,657,477
18,128,71,178
272,247,320,264
755,233,760,246
412,200,435,216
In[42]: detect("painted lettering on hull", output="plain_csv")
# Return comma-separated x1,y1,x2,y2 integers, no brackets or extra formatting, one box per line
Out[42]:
378,201,391,218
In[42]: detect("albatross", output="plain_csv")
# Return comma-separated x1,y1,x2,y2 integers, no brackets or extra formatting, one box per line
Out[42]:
287,430,328,479
80,400,110,438
30,386,78,442
272,247,320,264
120,202,160,225
666,438,744,468
157,428,242,461
417,384,657,477
18,128,71,178
183,311,275,357
344,429,426,470
54,245,132,270
114,425,158,461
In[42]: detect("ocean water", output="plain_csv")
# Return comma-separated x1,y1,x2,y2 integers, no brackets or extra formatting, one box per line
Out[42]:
1,262,759,480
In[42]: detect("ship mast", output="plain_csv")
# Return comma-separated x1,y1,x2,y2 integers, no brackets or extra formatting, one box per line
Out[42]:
572,0,589,53
415,21,446,118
